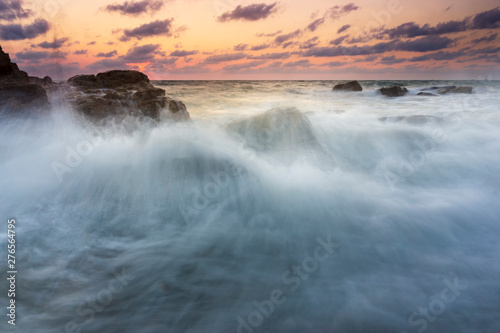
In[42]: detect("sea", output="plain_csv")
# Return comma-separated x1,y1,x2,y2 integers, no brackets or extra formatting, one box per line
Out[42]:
0,80,499,333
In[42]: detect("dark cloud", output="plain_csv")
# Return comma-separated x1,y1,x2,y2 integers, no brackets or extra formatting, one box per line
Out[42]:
330,35,349,46
256,30,282,37
472,7,500,29
74,49,88,55
233,44,248,51
36,37,69,49
0,0,31,21
218,2,278,22
383,7,500,39
471,33,498,44
305,36,453,57
223,60,266,72
327,3,359,20
170,50,198,57
249,52,290,59
337,24,351,34
380,55,407,65
87,58,128,71
0,19,50,40
251,44,270,51
15,50,66,63
203,53,247,64
300,37,319,49
284,59,310,67
120,19,173,41
87,41,96,45
274,29,301,45
122,44,160,62
97,50,118,58
105,0,164,16
306,18,324,32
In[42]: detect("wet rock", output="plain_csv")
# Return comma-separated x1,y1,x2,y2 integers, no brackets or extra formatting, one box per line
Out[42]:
379,85,408,97
333,81,363,92
438,86,473,94
65,70,190,121
417,92,437,96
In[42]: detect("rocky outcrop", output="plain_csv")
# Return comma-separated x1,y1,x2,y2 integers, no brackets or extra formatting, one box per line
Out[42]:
379,85,408,97
0,45,50,113
65,70,190,121
333,81,362,92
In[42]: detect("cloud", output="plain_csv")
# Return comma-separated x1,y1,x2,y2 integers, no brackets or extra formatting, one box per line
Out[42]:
203,53,247,64
284,59,311,67
274,29,301,45
250,44,270,51
256,30,282,37
305,36,453,57
170,50,198,57
300,37,319,49
122,44,160,62
471,33,498,44
218,2,278,22
234,44,248,51
327,3,359,20
249,52,290,59
0,19,50,40
105,0,164,16
0,0,31,21
306,18,324,32
15,50,66,63
330,35,349,45
337,24,351,34
87,58,128,71
96,50,118,58
380,55,407,65
120,19,174,41
74,49,88,55
383,7,500,39
223,60,266,72
36,37,69,49
87,41,96,45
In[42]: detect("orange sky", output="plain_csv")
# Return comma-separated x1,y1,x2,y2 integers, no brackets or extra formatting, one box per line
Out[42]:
1,0,499,80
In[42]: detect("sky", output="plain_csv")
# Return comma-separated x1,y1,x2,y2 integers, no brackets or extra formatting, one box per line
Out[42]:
0,0,499,80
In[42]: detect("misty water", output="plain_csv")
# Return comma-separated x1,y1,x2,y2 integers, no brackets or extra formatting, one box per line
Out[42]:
1,80,500,333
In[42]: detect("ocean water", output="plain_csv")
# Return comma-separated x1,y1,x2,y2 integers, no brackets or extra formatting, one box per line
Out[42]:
1,80,499,333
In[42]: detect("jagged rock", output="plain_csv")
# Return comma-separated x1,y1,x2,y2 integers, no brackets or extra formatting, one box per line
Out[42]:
29,76,53,86
0,45,49,113
379,85,408,97
65,70,190,121
417,92,436,96
333,81,362,92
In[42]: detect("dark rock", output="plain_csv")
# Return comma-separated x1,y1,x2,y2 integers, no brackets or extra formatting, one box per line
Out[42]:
379,85,408,97
0,45,50,113
0,82,50,113
438,86,473,94
417,92,436,96
421,85,456,91
64,70,190,121
333,81,362,92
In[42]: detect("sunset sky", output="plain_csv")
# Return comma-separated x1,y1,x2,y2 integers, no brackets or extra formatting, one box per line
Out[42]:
0,0,499,80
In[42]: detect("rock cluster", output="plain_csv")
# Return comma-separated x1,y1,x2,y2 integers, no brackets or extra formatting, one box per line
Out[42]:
333,81,363,92
65,70,190,121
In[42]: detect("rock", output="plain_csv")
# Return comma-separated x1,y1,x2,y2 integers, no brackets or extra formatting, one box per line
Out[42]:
438,86,473,94
0,45,50,113
0,45,29,82
29,76,53,86
65,70,190,121
421,86,456,91
333,81,362,92
0,82,50,113
417,92,436,96
379,85,408,97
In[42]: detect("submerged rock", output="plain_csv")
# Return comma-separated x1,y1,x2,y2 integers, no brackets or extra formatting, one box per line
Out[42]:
417,92,436,96
65,70,190,121
420,85,473,94
333,81,363,92
379,85,408,97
